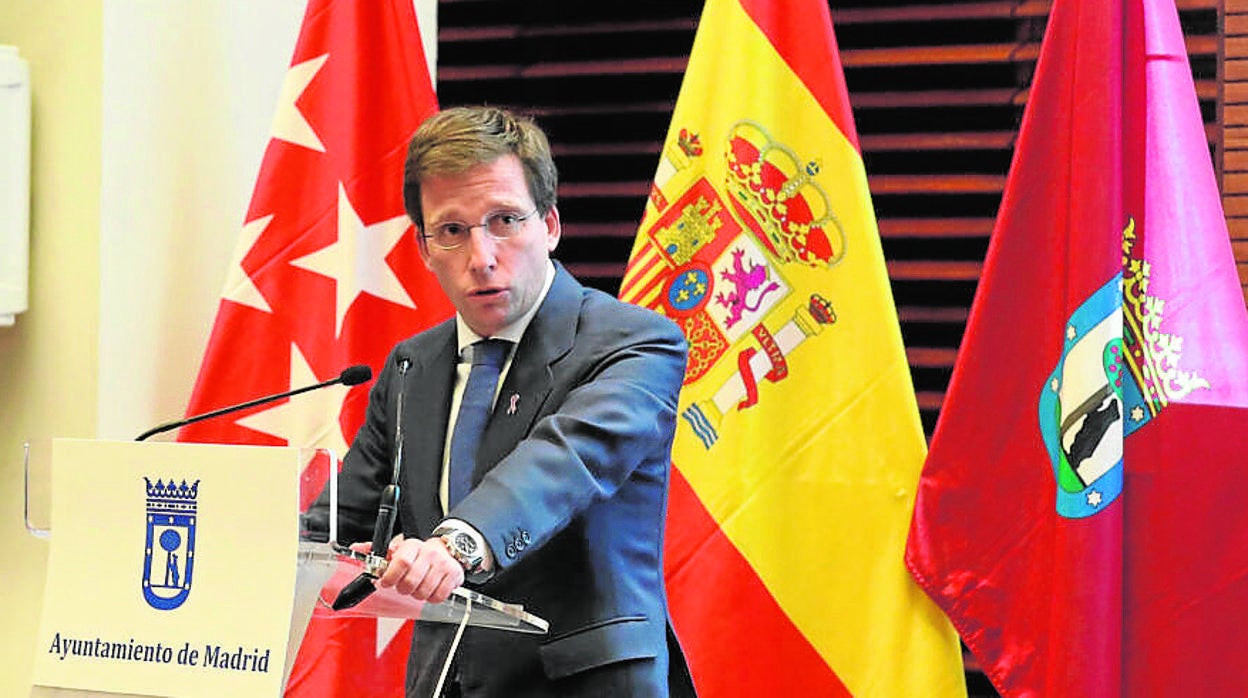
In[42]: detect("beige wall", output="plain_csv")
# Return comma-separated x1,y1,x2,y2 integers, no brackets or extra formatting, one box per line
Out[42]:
0,2,103,695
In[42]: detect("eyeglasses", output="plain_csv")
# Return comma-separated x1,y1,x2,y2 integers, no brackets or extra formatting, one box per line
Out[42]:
420,209,539,251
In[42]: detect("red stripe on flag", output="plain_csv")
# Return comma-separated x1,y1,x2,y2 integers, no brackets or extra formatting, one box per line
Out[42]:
620,247,664,302
666,466,850,697
737,0,859,150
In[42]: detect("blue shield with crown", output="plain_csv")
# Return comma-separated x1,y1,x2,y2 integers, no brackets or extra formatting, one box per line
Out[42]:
142,477,198,610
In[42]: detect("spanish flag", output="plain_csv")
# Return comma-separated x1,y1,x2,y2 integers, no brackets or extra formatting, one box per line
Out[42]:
620,0,965,694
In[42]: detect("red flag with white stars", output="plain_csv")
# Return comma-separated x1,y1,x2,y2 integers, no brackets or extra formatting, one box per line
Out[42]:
179,0,445,694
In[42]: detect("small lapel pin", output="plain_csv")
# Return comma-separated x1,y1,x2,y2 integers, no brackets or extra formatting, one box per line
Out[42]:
507,393,520,415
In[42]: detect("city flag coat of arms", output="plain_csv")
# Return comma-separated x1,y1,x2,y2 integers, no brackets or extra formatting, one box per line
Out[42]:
622,0,965,695
905,0,1248,695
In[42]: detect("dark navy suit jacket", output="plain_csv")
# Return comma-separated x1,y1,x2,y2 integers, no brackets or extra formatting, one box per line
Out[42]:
324,264,695,697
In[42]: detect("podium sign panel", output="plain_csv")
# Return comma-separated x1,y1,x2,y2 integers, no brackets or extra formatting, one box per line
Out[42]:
32,439,301,697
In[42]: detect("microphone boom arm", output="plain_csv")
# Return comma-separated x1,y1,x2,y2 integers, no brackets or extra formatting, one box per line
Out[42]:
136,365,372,441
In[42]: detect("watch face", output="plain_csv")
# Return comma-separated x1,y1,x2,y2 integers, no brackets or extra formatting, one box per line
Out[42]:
453,531,478,555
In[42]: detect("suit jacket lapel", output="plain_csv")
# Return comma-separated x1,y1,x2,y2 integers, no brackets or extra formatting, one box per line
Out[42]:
403,325,457,537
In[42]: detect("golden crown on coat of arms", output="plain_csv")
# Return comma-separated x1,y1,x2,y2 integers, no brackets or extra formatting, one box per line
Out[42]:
1120,217,1209,412
723,120,846,268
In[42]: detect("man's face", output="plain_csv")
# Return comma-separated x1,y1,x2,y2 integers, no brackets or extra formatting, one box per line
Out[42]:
417,154,560,338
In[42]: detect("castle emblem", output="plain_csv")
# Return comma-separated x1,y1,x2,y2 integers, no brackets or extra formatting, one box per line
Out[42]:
141,477,199,610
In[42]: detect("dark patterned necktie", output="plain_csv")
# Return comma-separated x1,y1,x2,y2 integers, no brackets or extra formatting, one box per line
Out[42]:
448,339,510,508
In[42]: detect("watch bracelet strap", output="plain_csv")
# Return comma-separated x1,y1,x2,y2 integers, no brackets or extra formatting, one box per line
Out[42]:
432,524,492,582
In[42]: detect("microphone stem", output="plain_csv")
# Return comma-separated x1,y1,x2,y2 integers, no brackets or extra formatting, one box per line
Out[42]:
391,359,410,483
135,376,343,441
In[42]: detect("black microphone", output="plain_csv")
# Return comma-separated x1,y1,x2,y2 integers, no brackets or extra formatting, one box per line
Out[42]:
136,364,373,441
333,355,411,610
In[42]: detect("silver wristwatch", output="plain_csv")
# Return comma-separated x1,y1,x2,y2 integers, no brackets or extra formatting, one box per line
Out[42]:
433,527,485,574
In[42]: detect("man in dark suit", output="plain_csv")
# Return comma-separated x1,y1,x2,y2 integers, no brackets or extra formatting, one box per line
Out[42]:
318,106,694,697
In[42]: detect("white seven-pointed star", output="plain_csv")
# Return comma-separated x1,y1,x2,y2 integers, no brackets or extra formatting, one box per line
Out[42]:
271,54,328,152
290,184,416,336
236,343,350,459
220,214,273,312
1067,324,1078,340
1087,489,1103,507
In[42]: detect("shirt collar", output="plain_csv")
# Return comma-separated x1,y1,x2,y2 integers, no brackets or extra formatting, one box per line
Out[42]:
455,260,556,357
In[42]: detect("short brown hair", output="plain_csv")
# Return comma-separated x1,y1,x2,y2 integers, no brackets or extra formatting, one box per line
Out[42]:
402,106,558,229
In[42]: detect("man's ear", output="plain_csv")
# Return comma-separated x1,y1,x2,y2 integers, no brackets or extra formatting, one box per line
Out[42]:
543,206,561,252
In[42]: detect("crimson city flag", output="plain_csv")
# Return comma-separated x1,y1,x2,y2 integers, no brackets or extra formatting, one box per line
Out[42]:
179,0,446,695
905,0,1248,695
621,0,965,695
